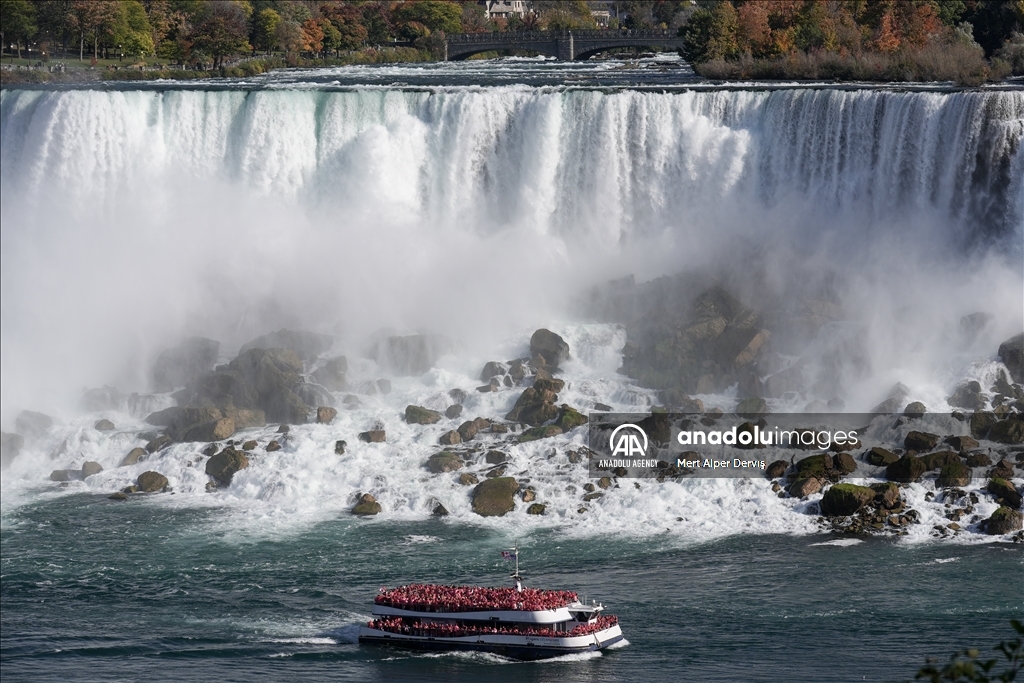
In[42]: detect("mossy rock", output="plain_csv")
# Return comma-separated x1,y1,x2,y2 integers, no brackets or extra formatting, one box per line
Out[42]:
936,461,972,488
205,447,249,486
988,478,1023,508
519,425,563,442
405,405,442,424
792,454,832,481
137,471,169,493
865,446,898,466
735,397,768,416
526,503,546,515
820,483,875,516
920,450,960,471
425,452,462,474
471,477,520,517
986,506,1023,535
886,454,926,483
556,406,587,431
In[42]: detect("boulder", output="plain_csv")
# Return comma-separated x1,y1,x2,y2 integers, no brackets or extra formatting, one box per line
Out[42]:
108,492,128,501
266,440,281,452
530,329,569,367
471,477,520,517
352,493,382,515
555,405,587,431
81,461,103,478
334,440,346,455
480,361,508,381
146,434,172,453
869,382,910,414
205,447,249,486
182,417,235,443
820,483,875,516
965,452,992,467
485,450,507,465
312,357,348,391
459,473,479,486
448,388,468,404
226,348,309,423
886,455,927,483
519,425,563,442
904,431,940,452
457,421,478,442
833,452,857,475
405,405,442,425
239,329,333,362
936,461,972,488
991,459,1015,480
970,411,998,439
526,503,546,515
866,446,899,466
79,386,125,412
94,419,116,431
920,451,960,471
316,407,337,424
1,432,25,469
903,401,927,418
152,337,220,391
49,469,80,482
947,380,985,411
359,430,386,443
137,471,168,492
432,503,449,516
997,333,1024,384
534,378,565,393
297,383,336,410
445,404,464,419
15,410,52,439
989,418,1024,444
120,447,147,467
765,460,788,479
439,430,462,446
988,478,1022,508
505,387,560,426
371,334,452,375
792,454,833,481
870,482,902,509
735,397,768,416
945,435,979,452
241,440,257,451
425,452,462,473
788,477,821,498
985,506,1023,535
521,488,536,502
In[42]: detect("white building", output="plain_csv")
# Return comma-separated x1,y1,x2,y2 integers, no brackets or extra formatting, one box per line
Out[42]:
478,1,530,20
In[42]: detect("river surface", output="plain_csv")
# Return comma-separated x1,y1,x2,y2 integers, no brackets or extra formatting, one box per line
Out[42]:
1,56,1022,682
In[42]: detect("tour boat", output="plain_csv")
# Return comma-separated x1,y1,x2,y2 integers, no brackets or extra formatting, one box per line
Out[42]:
358,545,624,660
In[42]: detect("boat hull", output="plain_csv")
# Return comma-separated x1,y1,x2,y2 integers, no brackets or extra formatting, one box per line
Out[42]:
358,624,623,661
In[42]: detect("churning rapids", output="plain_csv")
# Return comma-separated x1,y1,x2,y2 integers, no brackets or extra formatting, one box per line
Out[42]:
1,58,1023,542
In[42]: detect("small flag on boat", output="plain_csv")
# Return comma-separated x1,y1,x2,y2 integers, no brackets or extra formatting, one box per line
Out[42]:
501,550,516,560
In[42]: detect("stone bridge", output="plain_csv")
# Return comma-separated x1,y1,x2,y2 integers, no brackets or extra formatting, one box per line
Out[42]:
443,29,684,61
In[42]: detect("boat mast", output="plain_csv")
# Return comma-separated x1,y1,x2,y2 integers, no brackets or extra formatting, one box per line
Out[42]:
510,539,522,591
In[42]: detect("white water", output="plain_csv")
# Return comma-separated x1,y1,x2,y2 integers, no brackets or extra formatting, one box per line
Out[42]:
1,74,1022,540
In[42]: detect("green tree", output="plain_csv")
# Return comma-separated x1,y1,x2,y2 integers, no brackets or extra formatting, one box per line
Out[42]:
681,1,739,63
115,0,154,57
318,17,341,56
391,1,461,35
0,0,37,58
192,0,251,67
320,2,368,51
253,7,280,53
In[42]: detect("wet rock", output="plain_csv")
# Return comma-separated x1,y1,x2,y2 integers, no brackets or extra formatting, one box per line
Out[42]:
583,492,604,502
989,417,1024,444
239,329,333,362
182,417,235,443
50,469,80,482
485,450,506,465
519,425,563,442
945,435,979,452
152,337,220,391
555,405,587,431
352,493,381,515
81,461,103,478
426,452,462,473
137,471,168,492
594,402,613,412
312,357,348,391
947,381,986,411
298,383,336,410
490,423,508,434
204,447,249,486
920,451,961,471
820,483,875,516
870,482,902,509
866,446,899,466
334,440,347,455
448,388,467,404
534,378,566,393
969,411,998,439
766,460,788,479
480,361,508,381
903,402,927,418
458,473,479,486
94,419,116,432
146,434,172,453
1,432,24,469
792,454,833,481
120,447,147,467
869,382,910,414
597,476,612,490
985,506,1023,535
965,452,992,467
266,440,281,452
833,452,857,475
432,502,449,516
904,431,940,452
79,386,126,412
485,465,508,479
445,404,463,419
527,503,546,515
936,461,972,488
15,411,53,439
988,478,1022,508
277,424,290,433
736,397,768,416
886,455,927,483
991,459,1016,480
997,333,1024,384
405,405,442,425
788,477,821,498
530,329,569,367
457,421,478,442
316,407,337,425
241,440,257,451
439,430,462,446
359,430,386,443
372,334,452,375
521,488,536,502
471,477,520,517
108,492,128,501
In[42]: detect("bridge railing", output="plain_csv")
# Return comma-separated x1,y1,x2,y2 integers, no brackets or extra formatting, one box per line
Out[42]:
446,29,675,44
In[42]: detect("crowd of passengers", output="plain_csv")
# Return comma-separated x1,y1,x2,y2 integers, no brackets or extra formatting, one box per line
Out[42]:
368,614,619,638
375,584,579,612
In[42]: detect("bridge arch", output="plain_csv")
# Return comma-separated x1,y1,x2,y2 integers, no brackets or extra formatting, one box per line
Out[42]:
574,42,681,61
448,45,557,61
